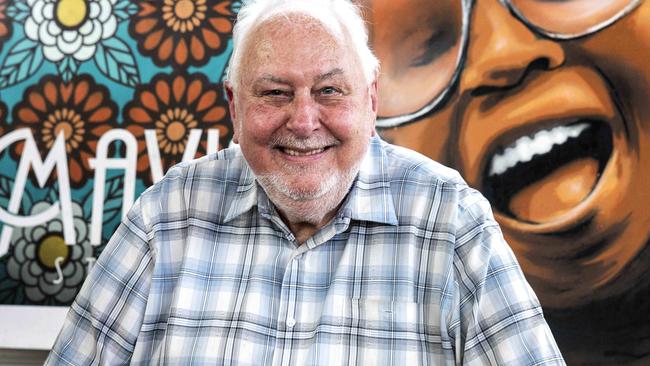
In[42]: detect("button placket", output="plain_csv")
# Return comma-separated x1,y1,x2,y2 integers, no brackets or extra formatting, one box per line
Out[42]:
285,258,299,329
275,251,300,366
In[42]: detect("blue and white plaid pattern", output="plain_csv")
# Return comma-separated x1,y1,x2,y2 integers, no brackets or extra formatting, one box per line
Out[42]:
47,137,565,365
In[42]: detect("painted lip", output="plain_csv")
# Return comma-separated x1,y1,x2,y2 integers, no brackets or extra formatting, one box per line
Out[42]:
485,121,592,177
460,68,625,236
480,118,613,211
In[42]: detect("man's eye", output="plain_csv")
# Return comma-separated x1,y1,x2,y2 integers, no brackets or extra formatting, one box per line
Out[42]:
264,89,286,96
320,86,340,95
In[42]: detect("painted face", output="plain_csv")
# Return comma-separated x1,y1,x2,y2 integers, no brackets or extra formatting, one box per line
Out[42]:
367,0,650,308
227,15,377,225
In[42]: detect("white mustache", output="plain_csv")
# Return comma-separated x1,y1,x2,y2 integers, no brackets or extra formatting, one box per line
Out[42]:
270,134,340,150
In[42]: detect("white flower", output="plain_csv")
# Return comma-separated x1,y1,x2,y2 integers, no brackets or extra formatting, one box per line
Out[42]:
24,0,117,62
6,201,94,303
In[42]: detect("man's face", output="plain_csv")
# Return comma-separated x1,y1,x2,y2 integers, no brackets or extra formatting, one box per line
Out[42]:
227,15,377,224
369,0,650,308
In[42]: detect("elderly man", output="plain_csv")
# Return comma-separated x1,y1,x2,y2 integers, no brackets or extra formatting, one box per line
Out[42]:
46,0,564,364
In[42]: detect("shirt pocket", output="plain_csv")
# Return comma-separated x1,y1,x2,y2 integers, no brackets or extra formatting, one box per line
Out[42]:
314,298,451,365
347,299,427,364
350,299,420,335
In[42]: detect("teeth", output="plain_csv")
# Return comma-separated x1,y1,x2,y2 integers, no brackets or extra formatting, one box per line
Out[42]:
283,148,325,156
489,123,589,176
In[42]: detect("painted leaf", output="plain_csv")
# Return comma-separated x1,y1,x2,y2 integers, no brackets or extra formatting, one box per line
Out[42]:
94,38,140,87
0,175,12,208
57,57,80,83
0,174,33,217
114,0,138,21
0,39,44,88
6,1,31,23
0,276,20,294
102,174,124,226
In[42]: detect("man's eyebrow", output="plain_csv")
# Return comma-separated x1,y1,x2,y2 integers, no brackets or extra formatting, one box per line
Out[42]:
314,68,345,83
252,69,346,86
254,75,290,85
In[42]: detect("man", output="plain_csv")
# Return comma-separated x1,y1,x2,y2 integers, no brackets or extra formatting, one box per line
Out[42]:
46,0,564,364
366,0,650,363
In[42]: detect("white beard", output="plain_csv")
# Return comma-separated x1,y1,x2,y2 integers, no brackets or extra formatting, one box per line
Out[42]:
255,160,360,225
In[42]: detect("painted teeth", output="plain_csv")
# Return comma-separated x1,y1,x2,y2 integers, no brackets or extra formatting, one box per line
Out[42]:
284,148,325,156
489,123,590,176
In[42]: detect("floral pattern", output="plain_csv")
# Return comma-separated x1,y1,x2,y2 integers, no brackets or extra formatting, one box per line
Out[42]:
24,0,117,62
124,73,231,184
129,0,234,67
0,0,234,309
6,201,94,304
11,74,118,187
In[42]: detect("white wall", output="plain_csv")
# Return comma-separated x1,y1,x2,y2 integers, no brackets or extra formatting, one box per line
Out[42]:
0,306,67,365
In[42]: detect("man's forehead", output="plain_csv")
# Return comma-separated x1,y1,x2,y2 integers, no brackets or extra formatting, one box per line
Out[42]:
240,11,350,60
240,18,358,85
251,17,342,50
253,68,347,86
256,11,344,41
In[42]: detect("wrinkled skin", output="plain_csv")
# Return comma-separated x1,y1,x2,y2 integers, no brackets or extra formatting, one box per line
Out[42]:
365,0,650,363
226,14,377,244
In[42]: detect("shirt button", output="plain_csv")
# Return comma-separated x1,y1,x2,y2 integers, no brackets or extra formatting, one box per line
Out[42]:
286,317,296,328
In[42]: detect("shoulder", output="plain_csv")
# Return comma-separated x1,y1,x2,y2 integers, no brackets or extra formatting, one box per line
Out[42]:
380,139,465,187
134,146,250,228
377,139,493,228
155,144,247,186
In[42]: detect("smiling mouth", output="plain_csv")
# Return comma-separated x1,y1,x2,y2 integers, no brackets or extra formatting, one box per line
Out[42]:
277,145,334,157
281,147,326,156
482,119,613,222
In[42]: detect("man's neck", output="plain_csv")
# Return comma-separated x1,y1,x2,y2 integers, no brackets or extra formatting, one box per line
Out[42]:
281,208,338,245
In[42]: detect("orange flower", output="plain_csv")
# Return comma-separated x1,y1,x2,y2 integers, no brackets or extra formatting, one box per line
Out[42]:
124,73,232,185
11,75,118,187
0,0,12,53
129,0,234,67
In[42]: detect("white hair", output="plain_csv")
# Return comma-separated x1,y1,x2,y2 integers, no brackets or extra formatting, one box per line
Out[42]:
226,0,379,89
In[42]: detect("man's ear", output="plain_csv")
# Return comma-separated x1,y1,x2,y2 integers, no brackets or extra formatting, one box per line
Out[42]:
225,81,240,144
370,78,378,115
369,77,378,136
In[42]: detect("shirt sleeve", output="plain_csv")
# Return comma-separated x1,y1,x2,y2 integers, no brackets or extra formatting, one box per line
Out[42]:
450,187,566,366
45,198,154,365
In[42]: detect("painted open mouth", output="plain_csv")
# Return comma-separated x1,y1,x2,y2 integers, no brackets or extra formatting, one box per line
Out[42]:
482,119,613,222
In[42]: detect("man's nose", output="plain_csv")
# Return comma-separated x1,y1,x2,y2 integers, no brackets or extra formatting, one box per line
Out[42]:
286,93,321,137
460,0,566,94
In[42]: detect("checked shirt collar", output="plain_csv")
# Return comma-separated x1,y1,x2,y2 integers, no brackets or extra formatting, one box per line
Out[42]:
223,136,399,249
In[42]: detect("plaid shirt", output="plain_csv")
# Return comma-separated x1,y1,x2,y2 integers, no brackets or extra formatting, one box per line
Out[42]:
47,137,565,365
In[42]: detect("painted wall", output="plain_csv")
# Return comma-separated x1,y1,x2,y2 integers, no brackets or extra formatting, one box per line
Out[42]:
0,0,236,352
0,0,648,364
369,1,650,364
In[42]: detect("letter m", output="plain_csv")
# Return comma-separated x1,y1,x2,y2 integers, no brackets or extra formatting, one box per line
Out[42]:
0,129,74,257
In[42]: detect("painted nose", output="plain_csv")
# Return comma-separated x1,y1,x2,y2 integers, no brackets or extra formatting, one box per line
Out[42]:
460,0,566,94
286,93,321,137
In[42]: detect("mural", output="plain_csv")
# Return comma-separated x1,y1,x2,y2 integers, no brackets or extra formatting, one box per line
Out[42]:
366,0,650,364
0,0,648,364
0,0,236,306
